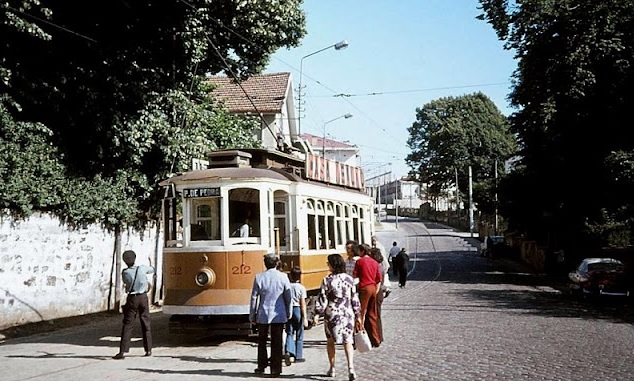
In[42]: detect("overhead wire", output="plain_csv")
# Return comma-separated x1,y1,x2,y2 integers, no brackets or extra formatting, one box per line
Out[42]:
168,1,414,150
326,82,510,98
2,4,98,42
7,1,498,177
176,0,277,139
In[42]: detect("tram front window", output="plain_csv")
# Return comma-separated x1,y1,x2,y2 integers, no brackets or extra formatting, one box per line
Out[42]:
191,199,220,241
229,188,260,238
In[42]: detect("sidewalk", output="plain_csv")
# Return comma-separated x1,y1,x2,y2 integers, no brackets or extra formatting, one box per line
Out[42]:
0,306,371,381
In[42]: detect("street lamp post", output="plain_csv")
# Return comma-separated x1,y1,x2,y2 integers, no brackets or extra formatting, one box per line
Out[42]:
298,40,349,134
322,113,353,157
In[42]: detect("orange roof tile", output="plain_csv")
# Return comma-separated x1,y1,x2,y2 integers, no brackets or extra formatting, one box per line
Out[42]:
207,72,290,114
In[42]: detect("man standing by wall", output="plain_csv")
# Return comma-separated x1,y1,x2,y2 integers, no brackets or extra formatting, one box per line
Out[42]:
250,254,292,377
112,250,155,360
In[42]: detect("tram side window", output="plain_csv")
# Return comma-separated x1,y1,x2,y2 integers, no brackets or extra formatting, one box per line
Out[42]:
327,202,336,249
352,205,359,242
229,188,260,237
274,200,287,246
317,201,327,249
191,198,220,241
163,197,183,246
344,205,351,243
306,199,316,249
359,207,366,244
335,204,344,246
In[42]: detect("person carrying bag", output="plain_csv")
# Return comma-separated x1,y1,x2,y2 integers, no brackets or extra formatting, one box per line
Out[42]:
353,321,372,353
314,254,361,381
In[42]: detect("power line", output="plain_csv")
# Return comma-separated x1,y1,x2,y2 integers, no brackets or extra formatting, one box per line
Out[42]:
3,4,98,43
177,0,276,139
327,82,510,98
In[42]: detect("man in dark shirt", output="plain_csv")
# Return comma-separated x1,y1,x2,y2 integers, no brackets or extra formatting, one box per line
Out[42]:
394,248,410,288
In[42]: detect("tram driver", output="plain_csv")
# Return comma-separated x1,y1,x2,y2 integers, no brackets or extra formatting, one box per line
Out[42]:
234,218,252,237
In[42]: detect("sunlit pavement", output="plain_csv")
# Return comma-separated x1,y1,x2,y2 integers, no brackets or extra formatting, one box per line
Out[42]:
1,220,632,381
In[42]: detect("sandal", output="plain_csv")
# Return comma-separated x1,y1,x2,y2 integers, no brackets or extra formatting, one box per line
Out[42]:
349,369,357,381
326,368,336,377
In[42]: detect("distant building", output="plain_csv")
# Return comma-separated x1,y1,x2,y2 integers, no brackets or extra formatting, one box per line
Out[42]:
207,72,366,190
299,133,360,167
369,178,424,211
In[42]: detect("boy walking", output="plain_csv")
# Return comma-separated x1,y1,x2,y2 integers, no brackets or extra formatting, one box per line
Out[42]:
284,266,308,365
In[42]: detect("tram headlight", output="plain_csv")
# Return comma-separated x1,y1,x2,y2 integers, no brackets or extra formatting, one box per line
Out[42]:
195,267,216,287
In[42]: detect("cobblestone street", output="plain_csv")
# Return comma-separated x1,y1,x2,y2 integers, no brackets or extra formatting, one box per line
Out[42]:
1,220,633,381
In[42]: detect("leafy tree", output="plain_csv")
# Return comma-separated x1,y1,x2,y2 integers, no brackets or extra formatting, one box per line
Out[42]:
0,0,305,230
478,0,634,248
0,103,65,217
406,92,517,215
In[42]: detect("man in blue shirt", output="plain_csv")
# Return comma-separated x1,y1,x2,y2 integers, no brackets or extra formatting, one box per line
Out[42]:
250,254,292,377
112,250,155,360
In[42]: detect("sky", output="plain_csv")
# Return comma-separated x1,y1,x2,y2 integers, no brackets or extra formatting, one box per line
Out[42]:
264,0,517,182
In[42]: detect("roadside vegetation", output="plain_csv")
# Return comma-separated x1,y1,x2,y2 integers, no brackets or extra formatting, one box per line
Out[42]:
407,1,633,256
0,0,306,233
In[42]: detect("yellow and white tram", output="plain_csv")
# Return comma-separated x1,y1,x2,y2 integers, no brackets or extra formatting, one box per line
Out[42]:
159,148,374,334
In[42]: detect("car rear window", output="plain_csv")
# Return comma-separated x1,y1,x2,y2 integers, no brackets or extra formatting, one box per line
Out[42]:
588,263,624,272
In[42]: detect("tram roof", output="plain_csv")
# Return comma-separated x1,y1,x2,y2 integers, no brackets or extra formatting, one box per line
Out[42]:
160,149,367,195
159,166,368,196
159,167,293,186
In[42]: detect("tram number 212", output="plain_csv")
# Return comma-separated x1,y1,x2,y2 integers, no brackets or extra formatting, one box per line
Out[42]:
232,264,251,275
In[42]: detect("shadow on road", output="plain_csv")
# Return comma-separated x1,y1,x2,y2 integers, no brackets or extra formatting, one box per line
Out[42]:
402,248,634,325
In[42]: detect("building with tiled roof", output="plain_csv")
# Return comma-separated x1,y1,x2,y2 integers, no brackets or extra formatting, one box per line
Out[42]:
207,72,297,151
206,72,363,171
300,133,360,167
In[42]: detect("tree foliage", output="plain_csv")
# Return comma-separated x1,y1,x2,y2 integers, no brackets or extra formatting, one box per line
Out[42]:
406,92,517,214
478,0,634,248
0,0,306,231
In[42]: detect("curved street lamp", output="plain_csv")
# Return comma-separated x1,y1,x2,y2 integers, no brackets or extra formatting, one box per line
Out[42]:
298,40,349,134
322,113,353,157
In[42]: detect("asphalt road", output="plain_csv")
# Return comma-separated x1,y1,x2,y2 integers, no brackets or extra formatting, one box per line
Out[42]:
1,219,633,381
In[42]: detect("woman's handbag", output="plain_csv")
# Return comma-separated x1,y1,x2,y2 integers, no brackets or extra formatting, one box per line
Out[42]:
353,329,372,353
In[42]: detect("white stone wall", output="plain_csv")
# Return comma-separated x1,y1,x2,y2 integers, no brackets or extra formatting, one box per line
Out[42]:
0,213,162,330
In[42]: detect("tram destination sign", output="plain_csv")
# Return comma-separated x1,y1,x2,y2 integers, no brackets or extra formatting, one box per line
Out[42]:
183,187,220,198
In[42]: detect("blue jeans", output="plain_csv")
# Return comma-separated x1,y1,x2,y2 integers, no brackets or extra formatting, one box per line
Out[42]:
285,306,304,359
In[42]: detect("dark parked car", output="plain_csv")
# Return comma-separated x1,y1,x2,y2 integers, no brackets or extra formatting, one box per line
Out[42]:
568,258,630,299
481,235,509,258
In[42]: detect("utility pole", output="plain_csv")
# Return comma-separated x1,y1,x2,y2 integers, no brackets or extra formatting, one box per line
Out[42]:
455,167,460,217
395,179,399,229
377,181,381,221
468,166,474,238
494,160,499,236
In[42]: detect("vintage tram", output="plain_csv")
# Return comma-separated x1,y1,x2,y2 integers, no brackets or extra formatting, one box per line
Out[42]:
159,148,374,334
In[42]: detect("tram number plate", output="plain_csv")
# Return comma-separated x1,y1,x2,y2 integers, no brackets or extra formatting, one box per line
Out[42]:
232,264,252,275
183,187,220,198
169,266,182,275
